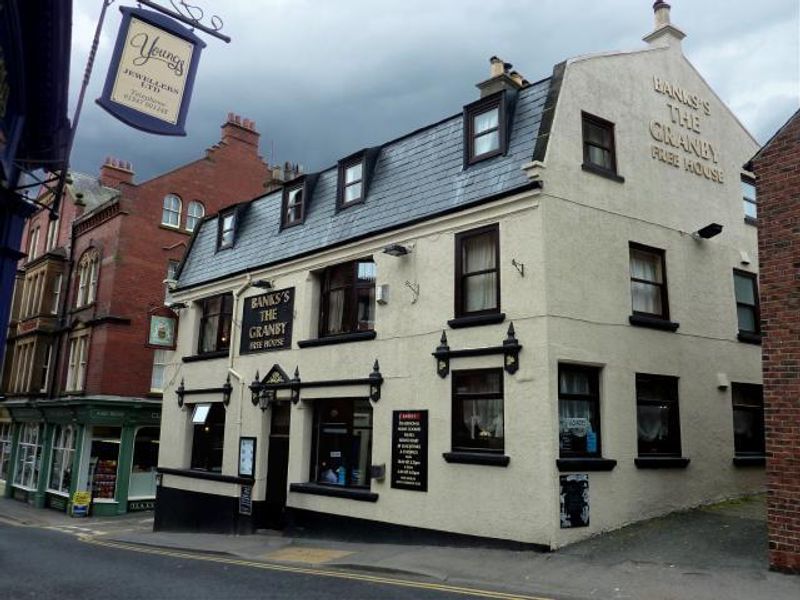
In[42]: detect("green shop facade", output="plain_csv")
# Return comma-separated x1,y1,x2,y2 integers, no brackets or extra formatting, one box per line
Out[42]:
0,398,160,516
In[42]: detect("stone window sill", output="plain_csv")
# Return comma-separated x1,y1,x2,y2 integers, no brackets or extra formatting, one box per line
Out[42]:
737,331,762,345
297,330,376,348
556,457,617,472
183,350,229,363
581,162,625,183
289,482,378,502
634,456,690,469
733,455,765,467
447,313,506,329
442,452,510,467
629,314,680,332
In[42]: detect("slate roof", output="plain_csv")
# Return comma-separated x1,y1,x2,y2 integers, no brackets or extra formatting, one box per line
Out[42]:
178,78,551,290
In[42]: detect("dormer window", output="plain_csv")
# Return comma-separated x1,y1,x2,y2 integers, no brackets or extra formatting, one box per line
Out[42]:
284,185,304,227
464,93,506,165
218,210,236,250
338,159,364,208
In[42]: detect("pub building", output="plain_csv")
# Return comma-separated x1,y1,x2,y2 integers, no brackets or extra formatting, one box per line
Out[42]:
156,4,764,546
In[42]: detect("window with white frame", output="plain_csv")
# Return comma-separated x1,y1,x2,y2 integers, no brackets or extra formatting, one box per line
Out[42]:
162,194,182,227
51,273,62,314
0,423,13,481
186,201,205,231
48,425,76,494
40,343,53,393
66,334,89,392
13,423,42,489
45,217,59,251
150,350,167,392
75,251,99,307
27,226,40,261
13,341,34,393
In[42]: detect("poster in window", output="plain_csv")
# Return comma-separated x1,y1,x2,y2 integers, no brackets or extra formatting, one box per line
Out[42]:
391,411,428,492
560,474,589,528
146,307,178,349
240,288,295,354
96,7,206,136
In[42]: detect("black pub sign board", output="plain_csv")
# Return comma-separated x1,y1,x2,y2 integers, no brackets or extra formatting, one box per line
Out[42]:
240,288,294,354
391,410,428,492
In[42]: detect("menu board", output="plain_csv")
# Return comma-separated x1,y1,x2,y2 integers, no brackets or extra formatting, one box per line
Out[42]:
240,288,295,354
391,410,428,492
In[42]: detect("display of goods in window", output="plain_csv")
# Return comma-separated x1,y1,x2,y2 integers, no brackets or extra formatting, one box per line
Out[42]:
92,459,118,499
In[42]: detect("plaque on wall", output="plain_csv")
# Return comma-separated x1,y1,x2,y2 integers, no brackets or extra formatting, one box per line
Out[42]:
239,485,253,516
560,474,589,528
391,410,428,492
240,288,295,354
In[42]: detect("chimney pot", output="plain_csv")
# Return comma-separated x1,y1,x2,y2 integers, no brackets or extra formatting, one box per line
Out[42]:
503,62,513,72
489,56,505,78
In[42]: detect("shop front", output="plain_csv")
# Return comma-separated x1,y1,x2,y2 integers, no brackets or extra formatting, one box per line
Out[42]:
2,398,161,516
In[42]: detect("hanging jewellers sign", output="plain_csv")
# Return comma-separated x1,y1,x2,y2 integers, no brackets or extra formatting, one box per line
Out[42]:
240,288,295,354
648,76,723,184
97,7,206,136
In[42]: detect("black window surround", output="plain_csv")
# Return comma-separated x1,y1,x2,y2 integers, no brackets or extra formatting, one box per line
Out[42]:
290,482,378,502
558,364,605,460
451,368,505,458
629,242,679,332
454,223,501,320
463,91,509,166
582,111,623,182
733,269,761,344
318,259,376,339
197,293,233,355
731,382,765,459
741,175,757,225
217,209,236,250
190,402,226,473
636,373,684,459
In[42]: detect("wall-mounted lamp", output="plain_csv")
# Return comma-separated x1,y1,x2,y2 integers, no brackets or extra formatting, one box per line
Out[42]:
383,243,411,257
692,223,723,240
252,279,273,289
368,359,383,403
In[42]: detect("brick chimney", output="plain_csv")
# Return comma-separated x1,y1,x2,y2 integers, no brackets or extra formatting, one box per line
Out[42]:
476,56,525,98
221,112,260,148
99,156,134,189
643,1,685,48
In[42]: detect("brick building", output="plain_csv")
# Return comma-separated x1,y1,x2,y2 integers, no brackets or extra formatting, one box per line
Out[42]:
0,114,298,516
749,109,800,574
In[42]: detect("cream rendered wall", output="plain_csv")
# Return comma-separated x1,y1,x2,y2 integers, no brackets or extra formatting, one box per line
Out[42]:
159,188,563,546
537,40,762,546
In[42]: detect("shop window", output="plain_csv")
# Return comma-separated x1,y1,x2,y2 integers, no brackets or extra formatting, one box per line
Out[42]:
452,369,504,453
161,194,182,227
198,293,233,354
150,349,167,392
0,423,12,482
742,176,757,223
629,243,669,319
733,270,760,338
89,426,121,501
75,250,99,307
464,95,504,165
558,365,601,457
282,183,305,228
13,423,42,490
48,425,76,495
217,209,236,250
319,260,376,337
311,398,373,488
186,200,205,232
732,383,765,456
636,374,682,457
190,403,225,472
455,224,500,317
338,158,364,207
66,334,89,392
130,427,160,498
582,112,618,175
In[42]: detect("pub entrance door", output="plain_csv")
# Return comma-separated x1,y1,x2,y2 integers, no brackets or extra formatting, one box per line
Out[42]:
264,402,290,529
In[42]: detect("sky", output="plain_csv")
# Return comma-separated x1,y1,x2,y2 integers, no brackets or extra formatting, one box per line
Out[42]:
68,0,800,182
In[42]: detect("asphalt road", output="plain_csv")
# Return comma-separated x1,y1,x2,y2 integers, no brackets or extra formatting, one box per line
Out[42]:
0,522,526,600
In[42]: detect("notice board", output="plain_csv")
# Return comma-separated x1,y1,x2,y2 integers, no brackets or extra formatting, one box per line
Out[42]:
391,410,428,492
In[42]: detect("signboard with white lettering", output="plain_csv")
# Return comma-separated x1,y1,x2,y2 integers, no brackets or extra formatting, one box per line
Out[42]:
240,288,295,354
96,7,206,136
391,410,428,492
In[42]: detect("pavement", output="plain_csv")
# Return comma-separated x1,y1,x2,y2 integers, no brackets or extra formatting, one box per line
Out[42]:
2,494,798,600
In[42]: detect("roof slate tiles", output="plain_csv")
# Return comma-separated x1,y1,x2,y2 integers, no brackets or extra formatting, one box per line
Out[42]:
178,79,550,289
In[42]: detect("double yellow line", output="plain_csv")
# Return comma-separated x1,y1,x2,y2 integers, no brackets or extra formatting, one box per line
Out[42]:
80,535,554,600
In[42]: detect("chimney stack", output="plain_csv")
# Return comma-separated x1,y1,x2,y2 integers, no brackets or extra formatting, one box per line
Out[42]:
99,156,134,189
477,56,525,98
221,112,260,148
643,1,685,48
